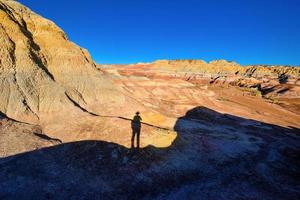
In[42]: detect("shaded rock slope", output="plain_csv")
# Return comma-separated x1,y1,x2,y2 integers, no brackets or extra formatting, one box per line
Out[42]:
1,108,300,200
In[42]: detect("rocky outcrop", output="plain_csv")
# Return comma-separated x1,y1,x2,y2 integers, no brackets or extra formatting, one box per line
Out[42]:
115,59,299,80
112,59,300,99
0,0,124,125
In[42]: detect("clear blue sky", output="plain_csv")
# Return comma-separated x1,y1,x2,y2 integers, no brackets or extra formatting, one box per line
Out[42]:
19,0,300,65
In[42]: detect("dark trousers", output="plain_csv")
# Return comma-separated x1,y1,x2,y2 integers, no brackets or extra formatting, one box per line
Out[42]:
131,129,140,148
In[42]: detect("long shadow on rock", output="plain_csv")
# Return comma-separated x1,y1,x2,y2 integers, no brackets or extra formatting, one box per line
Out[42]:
1,106,300,200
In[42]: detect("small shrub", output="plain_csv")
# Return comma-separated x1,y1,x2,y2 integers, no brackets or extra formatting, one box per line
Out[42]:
240,87,262,97
217,97,229,101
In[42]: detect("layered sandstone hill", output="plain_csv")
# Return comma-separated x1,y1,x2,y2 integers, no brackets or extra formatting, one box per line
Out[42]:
0,0,139,135
108,59,300,100
0,0,125,124
103,60,300,128
152,59,300,76
113,59,299,83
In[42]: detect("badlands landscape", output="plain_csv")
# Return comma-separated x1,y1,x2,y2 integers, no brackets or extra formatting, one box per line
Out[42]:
0,0,300,199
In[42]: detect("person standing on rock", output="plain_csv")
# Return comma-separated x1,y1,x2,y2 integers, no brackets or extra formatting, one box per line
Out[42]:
131,112,142,149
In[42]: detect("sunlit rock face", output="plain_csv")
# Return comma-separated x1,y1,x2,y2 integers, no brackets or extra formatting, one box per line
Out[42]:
0,0,126,121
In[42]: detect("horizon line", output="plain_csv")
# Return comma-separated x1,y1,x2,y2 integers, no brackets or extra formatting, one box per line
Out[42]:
95,58,300,67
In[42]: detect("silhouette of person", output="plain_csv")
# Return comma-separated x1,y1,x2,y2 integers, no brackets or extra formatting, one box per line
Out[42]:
131,112,142,149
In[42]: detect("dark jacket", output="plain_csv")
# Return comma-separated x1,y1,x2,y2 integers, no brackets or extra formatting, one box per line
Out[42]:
131,115,142,130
